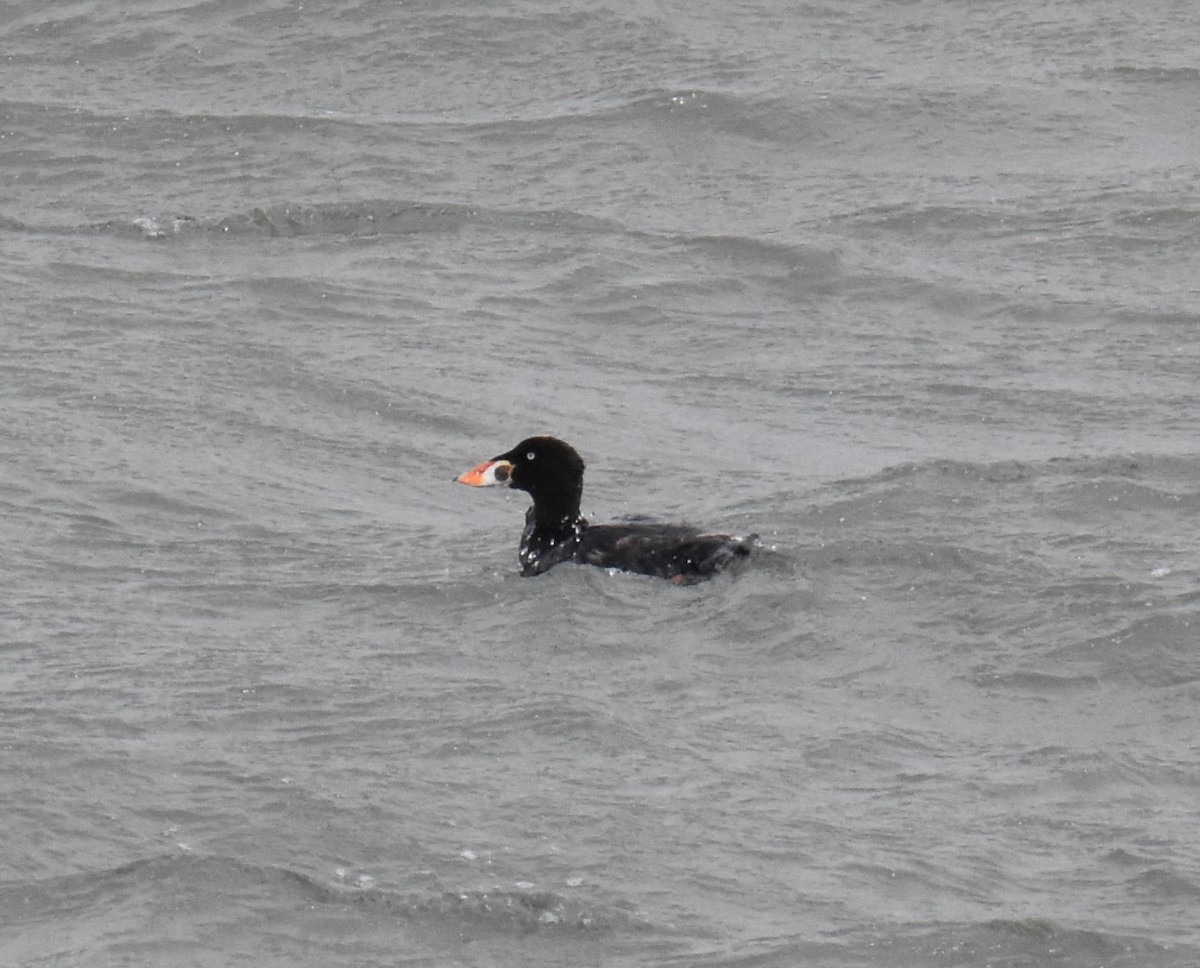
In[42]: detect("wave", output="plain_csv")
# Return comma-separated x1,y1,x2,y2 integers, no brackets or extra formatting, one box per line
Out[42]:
1111,65,1200,84
0,198,839,285
0,852,651,937
0,198,619,241
834,451,1200,494
0,84,814,140
884,917,1198,968
645,915,1199,968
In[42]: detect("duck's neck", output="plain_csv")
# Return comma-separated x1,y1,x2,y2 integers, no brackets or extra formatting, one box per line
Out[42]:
519,495,586,576
529,475,582,528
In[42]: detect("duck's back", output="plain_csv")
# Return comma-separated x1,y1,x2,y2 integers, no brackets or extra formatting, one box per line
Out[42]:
575,521,756,582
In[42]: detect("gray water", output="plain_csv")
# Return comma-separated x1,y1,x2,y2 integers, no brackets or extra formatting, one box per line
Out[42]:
3,1,1200,965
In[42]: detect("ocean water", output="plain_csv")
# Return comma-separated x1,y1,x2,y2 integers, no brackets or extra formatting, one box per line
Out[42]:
3,1,1199,965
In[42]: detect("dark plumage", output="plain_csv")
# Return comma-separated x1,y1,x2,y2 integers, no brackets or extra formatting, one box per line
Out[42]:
455,436,757,582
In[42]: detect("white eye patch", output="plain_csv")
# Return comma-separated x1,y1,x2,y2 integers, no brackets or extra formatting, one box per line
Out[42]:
526,451,536,461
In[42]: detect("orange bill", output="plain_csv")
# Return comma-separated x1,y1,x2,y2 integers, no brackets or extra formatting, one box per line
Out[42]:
454,459,513,487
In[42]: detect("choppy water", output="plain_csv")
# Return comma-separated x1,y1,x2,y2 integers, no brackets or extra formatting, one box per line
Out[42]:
3,1,1199,965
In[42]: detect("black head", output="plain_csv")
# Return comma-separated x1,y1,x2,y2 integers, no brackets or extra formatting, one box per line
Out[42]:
492,436,585,509
456,436,587,519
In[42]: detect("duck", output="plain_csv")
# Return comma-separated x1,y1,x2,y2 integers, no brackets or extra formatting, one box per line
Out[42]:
455,436,757,582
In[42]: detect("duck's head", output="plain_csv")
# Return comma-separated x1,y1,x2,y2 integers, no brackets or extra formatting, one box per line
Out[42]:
455,436,585,513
